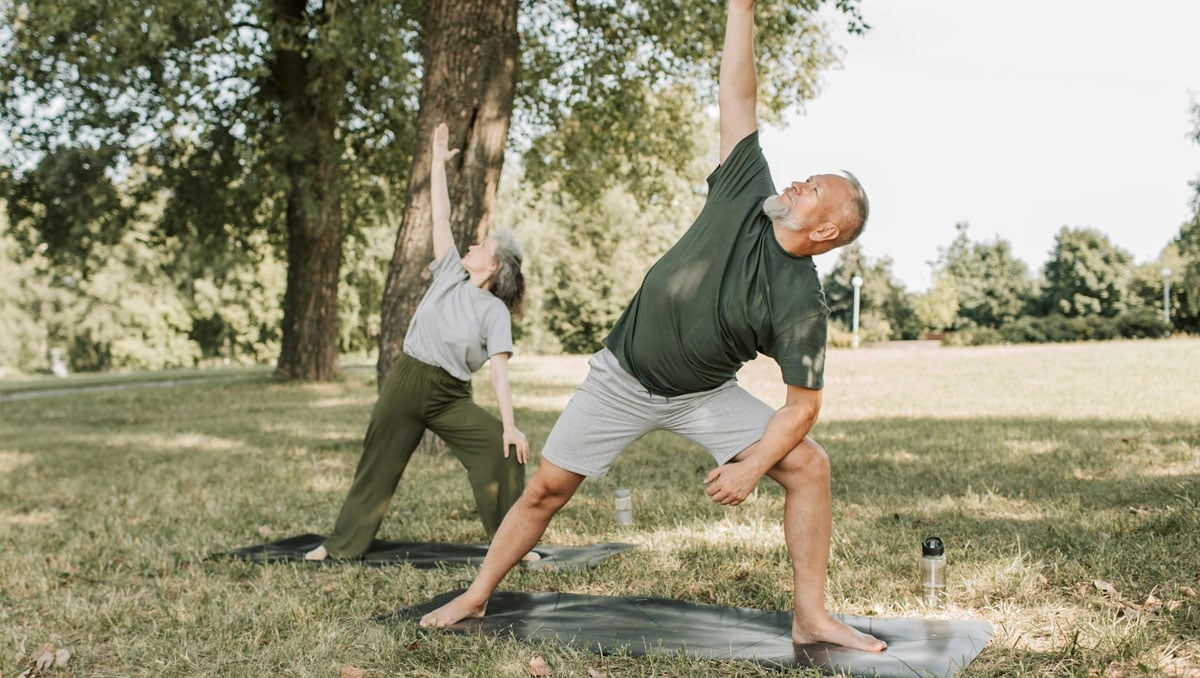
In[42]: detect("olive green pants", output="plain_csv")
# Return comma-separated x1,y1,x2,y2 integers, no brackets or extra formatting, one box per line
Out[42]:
323,353,525,557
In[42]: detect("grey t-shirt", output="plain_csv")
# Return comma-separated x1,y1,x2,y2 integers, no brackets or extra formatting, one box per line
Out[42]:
403,246,513,381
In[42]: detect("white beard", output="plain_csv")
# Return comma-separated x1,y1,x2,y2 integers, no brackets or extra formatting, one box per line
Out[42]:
762,195,800,231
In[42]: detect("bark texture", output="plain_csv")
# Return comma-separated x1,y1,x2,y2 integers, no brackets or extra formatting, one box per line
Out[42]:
377,0,519,388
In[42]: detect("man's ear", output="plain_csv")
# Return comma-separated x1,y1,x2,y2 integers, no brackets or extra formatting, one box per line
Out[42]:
808,221,841,243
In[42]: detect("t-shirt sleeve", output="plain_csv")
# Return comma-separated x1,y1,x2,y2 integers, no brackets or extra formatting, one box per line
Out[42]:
705,131,774,202
482,303,514,358
429,244,465,277
424,244,468,297
769,312,828,390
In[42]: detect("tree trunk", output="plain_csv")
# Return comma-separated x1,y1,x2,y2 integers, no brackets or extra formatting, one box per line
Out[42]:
274,153,344,381
377,0,519,388
270,1,347,381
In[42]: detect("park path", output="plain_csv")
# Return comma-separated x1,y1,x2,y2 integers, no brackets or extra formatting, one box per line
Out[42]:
0,374,259,402
0,365,376,402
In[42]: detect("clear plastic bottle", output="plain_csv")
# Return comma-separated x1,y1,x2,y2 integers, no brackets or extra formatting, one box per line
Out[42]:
921,536,946,607
614,488,633,526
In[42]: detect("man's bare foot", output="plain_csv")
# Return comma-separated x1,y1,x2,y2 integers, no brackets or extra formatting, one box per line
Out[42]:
793,614,887,652
304,545,328,561
520,550,542,562
419,593,488,628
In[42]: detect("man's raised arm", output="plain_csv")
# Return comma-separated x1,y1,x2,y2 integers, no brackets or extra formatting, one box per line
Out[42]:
718,0,758,163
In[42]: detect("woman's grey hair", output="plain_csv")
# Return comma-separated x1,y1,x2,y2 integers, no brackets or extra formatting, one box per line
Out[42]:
833,170,869,247
488,228,525,313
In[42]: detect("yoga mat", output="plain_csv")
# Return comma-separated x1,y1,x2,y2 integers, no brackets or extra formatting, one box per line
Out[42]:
394,591,993,677
215,534,633,571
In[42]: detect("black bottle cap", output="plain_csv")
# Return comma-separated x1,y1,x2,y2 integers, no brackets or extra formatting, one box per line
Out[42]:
922,536,945,556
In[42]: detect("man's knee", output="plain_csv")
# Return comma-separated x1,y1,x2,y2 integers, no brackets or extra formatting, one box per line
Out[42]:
520,465,581,512
772,438,830,484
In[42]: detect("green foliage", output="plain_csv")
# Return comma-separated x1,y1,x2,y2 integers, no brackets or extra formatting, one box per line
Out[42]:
1,0,423,261
935,222,1034,329
1171,215,1200,332
911,273,959,332
822,242,919,341
516,2,850,205
948,311,1171,346
499,112,714,355
1041,226,1133,318
337,222,392,355
3,0,862,377
520,185,695,355
0,207,54,374
183,234,287,364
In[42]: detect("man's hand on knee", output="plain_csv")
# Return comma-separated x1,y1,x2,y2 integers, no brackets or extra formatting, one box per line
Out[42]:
703,460,762,506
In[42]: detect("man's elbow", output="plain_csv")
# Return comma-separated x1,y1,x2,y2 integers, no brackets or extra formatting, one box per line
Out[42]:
784,402,820,437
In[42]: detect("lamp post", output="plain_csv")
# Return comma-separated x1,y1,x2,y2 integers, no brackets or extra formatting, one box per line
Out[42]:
1161,267,1172,326
851,274,863,349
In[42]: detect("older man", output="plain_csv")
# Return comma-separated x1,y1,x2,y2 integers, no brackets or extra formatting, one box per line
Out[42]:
422,0,883,652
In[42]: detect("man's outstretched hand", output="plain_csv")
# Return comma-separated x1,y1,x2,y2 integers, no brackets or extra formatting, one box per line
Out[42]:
703,459,762,506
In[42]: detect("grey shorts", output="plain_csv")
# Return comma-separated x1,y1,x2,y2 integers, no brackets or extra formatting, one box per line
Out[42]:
542,348,776,477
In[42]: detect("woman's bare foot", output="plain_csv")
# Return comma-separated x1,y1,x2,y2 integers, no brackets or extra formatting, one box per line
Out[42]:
304,545,328,561
793,614,887,652
419,593,488,628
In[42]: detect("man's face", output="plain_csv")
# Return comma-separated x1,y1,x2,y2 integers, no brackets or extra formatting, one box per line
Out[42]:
765,174,853,231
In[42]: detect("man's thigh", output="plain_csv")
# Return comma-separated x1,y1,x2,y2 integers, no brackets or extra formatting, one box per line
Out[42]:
665,383,775,466
541,351,659,478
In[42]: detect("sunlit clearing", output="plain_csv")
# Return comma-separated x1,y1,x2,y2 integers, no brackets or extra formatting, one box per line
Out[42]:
309,396,372,409
0,450,33,474
83,432,244,452
2,508,59,526
1003,439,1058,455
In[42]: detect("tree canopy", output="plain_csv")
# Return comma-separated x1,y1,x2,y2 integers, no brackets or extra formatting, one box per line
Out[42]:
2,0,863,380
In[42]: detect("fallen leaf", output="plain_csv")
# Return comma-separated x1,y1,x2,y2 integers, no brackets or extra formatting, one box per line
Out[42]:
588,668,606,677
528,655,552,676
1093,580,1120,598
340,667,366,678
1036,574,1049,587
1180,586,1197,598
407,642,420,651
54,648,70,667
257,525,272,537
34,643,56,671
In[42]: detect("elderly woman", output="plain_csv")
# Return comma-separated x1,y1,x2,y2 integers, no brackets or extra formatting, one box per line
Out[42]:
307,123,528,560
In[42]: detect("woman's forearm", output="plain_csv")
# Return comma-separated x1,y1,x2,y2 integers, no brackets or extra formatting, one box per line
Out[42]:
430,123,457,261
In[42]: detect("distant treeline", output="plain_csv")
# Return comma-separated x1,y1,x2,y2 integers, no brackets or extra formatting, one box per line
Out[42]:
3,184,1198,377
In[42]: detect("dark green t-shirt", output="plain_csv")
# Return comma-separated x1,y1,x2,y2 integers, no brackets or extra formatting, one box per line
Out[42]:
604,132,829,397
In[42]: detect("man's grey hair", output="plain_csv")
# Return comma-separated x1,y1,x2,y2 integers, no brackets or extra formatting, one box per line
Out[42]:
832,170,869,247
489,228,525,313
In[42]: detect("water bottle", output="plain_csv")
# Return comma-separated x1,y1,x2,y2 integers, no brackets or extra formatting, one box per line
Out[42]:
614,488,633,526
921,536,946,607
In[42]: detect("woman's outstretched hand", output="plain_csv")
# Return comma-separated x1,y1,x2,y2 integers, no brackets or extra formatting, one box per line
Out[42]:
432,123,460,163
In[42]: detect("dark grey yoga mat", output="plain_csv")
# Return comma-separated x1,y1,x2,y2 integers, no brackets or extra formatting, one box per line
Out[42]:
215,533,633,571
393,591,993,676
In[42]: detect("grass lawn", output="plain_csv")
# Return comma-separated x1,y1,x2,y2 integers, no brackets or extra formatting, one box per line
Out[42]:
1,338,1198,676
